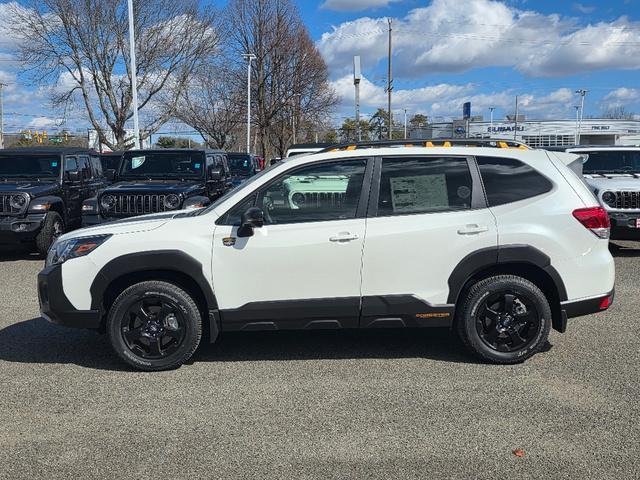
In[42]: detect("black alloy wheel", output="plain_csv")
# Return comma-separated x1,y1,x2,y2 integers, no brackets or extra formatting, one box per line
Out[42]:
475,291,541,353
457,275,551,364
120,297,186,359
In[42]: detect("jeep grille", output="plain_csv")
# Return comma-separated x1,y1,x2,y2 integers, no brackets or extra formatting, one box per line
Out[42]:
101,193,168,216
612,191,640,210
299,192,347,208
0,194,24,216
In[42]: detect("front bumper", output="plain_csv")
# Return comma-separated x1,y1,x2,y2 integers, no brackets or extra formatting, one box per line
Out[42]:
38,264,102,329
0,214,46,243
608,211,640,239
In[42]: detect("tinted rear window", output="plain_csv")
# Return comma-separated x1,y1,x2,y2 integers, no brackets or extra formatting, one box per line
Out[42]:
477,157,552,207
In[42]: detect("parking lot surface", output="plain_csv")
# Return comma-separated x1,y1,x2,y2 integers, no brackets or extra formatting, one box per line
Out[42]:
0,244,638,480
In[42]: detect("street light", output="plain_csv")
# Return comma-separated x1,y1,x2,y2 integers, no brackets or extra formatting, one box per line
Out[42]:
489,107,495,136
127,0,140,149
574,106,580,145
576,89,588,145
242,53,256,154
403,108,408,139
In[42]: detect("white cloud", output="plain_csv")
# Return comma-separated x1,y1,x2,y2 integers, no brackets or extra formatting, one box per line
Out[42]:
28,116,62,129
321,0,401,12
604,87,640,103
573,3,596,14
318,0,640,78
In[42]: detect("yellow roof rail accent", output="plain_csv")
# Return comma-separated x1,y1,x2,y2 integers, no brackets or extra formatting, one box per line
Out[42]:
518,144,529,150
425,141,434,147
443,141,452,147
498,141,509,149
346,145,357,151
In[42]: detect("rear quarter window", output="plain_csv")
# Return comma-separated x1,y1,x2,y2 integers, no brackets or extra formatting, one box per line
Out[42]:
477,156,553,207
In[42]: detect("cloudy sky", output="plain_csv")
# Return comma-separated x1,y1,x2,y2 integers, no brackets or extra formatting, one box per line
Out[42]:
0,0,639,134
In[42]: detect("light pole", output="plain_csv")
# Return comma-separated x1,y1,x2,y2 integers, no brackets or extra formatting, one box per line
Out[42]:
576,89,588,145
353,56,361,142
0,83,6,149
489,107,495,136
574,105,580,145
127,0,140,149
403,108,408,139
242,53,256,154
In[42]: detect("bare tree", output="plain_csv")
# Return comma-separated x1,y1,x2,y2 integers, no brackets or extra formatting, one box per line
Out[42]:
175,65,244,149
224,0,337,160
11,0,219,150
602,105,635,120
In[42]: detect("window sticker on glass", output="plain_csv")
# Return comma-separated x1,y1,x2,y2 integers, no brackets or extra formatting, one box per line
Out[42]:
51,161,58,167
390,174,448,213
194,163,201,169
131,156,146,169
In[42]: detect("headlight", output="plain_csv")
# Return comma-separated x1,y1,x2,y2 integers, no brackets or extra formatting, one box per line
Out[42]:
10,194,28,210
164,194,181,210
100,194,116,210
601,191,617,207
46,234,112,267
291,192,305,207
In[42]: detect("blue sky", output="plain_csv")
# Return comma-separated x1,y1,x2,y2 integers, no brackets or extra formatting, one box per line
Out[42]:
0,0,639,135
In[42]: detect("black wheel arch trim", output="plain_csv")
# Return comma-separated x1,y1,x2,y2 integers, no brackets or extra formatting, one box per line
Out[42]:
28,195,66,219
447,244,568,305
89,250,217,314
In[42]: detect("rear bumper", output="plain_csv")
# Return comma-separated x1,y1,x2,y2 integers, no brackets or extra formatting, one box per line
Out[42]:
0,214,46,243
38,264,102,329
561,289,614,319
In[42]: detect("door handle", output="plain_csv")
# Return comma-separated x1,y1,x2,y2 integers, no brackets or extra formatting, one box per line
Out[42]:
329,232,360,242
457,224,489,235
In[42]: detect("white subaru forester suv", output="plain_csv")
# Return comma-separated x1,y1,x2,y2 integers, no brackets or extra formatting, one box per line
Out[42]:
38,140,615,371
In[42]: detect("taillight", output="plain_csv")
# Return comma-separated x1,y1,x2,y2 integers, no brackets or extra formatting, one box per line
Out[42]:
572,207,610,239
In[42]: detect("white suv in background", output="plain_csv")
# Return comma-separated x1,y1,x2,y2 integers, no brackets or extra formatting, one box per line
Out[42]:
38,140,615,371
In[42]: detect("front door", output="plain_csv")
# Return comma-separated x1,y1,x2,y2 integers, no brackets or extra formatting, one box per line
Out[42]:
212,158,371,331
360,155,498,327
62,156,82,226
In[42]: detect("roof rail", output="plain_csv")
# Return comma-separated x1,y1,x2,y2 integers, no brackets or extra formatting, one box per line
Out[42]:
320,138,530,153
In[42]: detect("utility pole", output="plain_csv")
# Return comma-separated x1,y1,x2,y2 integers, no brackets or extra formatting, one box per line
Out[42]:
386,18,393,140
242,53,256,154
489,107,495,136
404,108,408,139
0,83,6,149
576,89,588,145
127,0,140,149
353,56,361,142
513,96,519,141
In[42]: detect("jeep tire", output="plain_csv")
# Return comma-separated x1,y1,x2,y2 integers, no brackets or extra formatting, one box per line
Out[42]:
107,281,203,371
457,275,551,364
35,211,64,257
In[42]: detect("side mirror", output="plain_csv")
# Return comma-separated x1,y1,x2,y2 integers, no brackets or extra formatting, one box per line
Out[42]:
105,169,116,181
238,207,264,237
67,170,80,181
208,167,223,182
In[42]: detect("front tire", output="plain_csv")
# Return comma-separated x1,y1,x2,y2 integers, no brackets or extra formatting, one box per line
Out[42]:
35,211,64,257
456,275,551,364
107,281,203,371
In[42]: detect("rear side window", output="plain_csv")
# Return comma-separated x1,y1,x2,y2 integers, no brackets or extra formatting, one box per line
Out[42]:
477,157,552,207
377,157,473,216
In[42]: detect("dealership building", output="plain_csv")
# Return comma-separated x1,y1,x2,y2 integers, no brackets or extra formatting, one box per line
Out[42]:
422,118,640,147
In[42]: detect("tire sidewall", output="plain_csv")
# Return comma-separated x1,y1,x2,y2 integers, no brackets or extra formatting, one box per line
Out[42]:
462,278,551,363
107,282,201,371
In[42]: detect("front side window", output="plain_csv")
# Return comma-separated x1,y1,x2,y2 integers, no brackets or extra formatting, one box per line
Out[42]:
119,152,205,178
78,156,92,180
222,159,367,225
377,157,473,216
477,156,553,207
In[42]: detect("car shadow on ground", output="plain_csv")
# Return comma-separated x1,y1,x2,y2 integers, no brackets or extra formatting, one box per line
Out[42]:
0,317,488,371
609,242,640,257
0,246,42,263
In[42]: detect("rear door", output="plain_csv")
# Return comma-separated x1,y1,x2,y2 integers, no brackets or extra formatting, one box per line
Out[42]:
360,155,498,327
62,156,82,225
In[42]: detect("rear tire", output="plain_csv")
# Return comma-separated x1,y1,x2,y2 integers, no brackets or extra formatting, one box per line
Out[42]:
456,275,551,364
35,211,64,257
107,281,202,371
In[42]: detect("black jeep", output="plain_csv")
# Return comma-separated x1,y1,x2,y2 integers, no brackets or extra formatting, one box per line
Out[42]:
82,149,232,225
0,148,109,255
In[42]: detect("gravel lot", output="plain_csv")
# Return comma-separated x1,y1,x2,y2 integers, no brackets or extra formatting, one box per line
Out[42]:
0,243,638,480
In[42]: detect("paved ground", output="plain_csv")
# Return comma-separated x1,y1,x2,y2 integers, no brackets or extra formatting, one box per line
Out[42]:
0,244,638,480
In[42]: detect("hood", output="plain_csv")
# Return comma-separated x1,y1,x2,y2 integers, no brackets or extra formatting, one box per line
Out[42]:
584,175,640,192
0,181,59,196
58,211,176,242
103,180,204,195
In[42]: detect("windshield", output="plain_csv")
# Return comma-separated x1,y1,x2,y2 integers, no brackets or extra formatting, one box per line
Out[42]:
582,150,640,173
0,154,61,178
120,152,204,178
227,154,253,175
